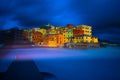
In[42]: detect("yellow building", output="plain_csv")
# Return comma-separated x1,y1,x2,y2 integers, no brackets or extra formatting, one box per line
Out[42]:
83,36,92,43
74,25,93,43
47,35,57,47
63,31,69,43
38,29,46,35
72,36,92,44
73,36,98,44
92,37,98,43
72,37,78,43
78,25,92,36
48,41,57,47
87,36,92,43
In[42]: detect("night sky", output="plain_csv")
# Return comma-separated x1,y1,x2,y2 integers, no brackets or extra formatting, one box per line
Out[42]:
0,0,120,43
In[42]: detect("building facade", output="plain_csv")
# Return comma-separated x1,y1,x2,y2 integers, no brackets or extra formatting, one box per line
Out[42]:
22,24,99,47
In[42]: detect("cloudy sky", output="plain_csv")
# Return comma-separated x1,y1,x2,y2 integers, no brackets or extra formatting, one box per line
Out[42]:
0,0,120,42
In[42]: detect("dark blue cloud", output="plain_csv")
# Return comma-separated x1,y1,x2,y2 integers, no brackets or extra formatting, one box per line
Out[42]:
0,0,120,42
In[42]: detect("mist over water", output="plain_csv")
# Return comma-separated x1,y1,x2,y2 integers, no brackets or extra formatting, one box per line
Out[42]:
0,47,120,80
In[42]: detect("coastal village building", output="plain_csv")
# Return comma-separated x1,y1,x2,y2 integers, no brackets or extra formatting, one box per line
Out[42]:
23,24,99,47
38,29,46,35
72,25,93,43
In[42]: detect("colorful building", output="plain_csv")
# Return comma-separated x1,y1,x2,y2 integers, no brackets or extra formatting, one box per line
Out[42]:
63,31,69,43
72,25,93,43
73,29,84,37
79,25,92,36
92,37,98,43
68,29,73,38
31,31,42,44
38,29,46,35
22,24,99,47
47,34,57,47
56,34,64,46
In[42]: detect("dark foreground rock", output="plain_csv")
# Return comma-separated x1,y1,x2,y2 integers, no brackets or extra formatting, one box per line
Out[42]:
0,60,57,80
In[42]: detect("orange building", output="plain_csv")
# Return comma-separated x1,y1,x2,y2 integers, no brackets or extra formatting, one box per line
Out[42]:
47,35,57,47
73,29,84,37
56,34,64,47
31,31,42,44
